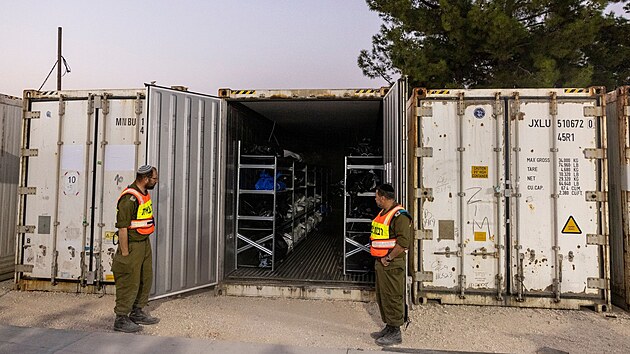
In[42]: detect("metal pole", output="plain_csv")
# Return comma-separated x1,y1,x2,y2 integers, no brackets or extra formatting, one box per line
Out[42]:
57,27,62,91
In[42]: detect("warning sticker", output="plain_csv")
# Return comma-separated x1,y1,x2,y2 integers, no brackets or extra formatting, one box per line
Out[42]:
562,216,582,234
105,274,115,282
471,166,488,179
474,231,487,241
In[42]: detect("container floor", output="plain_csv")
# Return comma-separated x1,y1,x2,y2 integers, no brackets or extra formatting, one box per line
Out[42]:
227,217,374,285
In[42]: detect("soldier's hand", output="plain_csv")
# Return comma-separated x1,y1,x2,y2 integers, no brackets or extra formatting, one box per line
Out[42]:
122,251,129,257
380,257,390,267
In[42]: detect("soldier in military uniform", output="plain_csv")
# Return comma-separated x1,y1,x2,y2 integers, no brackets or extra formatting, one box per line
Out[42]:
370,184,412,346
112,165,160,333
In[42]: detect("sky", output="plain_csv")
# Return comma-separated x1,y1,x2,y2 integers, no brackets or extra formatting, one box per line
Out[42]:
0,1,387,97
1,2,627,98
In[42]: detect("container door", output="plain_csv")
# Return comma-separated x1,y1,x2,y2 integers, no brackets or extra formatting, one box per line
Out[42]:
509,88,607,301
146,86,222,299
416,90,506,297
0,95,22,280
383,78,408,204
96,93,146,284
18,90,144,284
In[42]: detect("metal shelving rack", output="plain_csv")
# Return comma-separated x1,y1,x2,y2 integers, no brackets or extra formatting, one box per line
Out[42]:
235,142,325,271
343,156,384,274
235,141,292,271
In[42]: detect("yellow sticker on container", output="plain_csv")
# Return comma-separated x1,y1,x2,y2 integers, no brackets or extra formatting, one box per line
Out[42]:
474,231,487,241
105,231,116,241
562,216,582,234
471,166,488,178
105,274,115,282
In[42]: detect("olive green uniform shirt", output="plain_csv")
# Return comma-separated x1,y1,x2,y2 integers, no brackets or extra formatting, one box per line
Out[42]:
116,183,149,242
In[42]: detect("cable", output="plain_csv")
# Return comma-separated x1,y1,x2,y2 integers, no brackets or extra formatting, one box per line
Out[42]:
37,56,71,91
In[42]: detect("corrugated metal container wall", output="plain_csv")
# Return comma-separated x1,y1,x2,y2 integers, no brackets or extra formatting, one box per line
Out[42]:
146,86,222,299
606,86,630,310
16,86,221,299
411,88,609,310
383,79,408,203
0,94,22,280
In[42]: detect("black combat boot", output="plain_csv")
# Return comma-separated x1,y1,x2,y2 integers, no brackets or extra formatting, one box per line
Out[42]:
113,315,142,333
375,325,402,346
129,307,160,325
370,325,392,339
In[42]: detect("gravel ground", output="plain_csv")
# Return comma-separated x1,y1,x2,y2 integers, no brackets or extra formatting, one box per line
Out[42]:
1,279,629,353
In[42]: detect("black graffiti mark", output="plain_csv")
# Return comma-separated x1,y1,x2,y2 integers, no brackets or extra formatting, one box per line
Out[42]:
472,216,492,239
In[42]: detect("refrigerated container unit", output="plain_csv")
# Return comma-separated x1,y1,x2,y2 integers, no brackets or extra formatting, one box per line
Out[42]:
15,87,223,299
606,86,630,310
410,87,610,311
0,94,22,280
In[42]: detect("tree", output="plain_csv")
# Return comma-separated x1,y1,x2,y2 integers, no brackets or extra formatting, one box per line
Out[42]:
359,0,630,88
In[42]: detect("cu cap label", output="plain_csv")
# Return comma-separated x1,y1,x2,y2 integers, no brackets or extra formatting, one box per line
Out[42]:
473,107,485,119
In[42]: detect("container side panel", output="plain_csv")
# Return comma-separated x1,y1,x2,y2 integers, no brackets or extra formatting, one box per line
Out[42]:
0,96,22,280
607,87,630,309
513,98,601,296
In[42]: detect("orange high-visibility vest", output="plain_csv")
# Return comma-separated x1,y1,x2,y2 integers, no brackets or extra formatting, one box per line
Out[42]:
370,205,406,257
118,187,155,235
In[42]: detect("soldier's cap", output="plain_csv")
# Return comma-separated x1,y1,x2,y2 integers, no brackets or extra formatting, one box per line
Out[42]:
137,165,153,174
378,184,394,193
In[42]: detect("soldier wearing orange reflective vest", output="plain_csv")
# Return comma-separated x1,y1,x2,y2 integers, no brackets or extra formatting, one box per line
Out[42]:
369,184,412,346
111,165,160,333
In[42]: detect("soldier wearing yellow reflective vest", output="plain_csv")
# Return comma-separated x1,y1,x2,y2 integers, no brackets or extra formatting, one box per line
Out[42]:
111,165,160,333
370,184,412,346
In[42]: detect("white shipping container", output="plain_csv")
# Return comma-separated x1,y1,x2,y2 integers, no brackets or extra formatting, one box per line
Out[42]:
0,94,22,280
411,88,609,310
16,86,222,299
606,86,630,310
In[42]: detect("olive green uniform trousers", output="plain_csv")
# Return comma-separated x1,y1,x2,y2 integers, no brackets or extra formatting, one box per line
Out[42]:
375,256,405,327
112,238,153,315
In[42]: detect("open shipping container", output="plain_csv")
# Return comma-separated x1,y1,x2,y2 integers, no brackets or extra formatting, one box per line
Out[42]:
15,83,610,309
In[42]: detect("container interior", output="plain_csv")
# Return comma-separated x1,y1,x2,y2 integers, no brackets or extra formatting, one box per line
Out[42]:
224,98,384,284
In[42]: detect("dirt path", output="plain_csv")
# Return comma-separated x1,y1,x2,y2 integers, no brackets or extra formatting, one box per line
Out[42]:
1,280,629,353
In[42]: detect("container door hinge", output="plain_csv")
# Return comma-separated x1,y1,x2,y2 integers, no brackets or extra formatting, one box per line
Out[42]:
414,271,433,282
415,147,433,158
21,149,39,157
415,229,433,240
583,106,603,117
17,225,35,233
135,93,144,115
583,148,606,159
416,188,433,200
24,111,41,119
585,191,607,202
587,277,608,289
18,187,36,195
586,234,608,246
417,106,433,117
15,264,34,273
